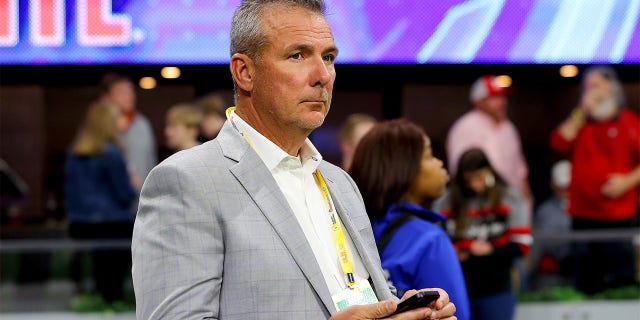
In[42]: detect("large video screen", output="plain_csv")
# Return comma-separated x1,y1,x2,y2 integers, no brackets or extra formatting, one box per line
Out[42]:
1,0,639,65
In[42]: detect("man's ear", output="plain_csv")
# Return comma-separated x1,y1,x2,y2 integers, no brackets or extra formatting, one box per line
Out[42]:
230,53,254,92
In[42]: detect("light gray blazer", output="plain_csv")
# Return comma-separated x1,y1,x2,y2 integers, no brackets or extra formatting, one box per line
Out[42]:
132,122,396,320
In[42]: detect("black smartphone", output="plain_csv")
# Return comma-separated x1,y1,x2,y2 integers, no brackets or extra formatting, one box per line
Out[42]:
387,291,440,317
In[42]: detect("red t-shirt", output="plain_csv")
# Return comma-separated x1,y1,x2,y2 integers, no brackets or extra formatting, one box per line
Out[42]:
551,109,640,221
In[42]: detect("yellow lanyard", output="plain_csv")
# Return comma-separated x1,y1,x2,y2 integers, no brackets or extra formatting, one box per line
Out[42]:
313,170,356,289
226,106,257,150
226,106,356,289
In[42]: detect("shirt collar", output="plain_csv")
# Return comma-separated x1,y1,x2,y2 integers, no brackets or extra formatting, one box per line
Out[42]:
229,110,322,172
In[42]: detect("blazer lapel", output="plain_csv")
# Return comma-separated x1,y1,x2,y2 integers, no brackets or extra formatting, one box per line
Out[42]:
321,170,395,302
219,124,337,313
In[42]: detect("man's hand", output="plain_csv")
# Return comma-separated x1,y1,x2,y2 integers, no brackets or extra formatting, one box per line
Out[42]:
557,108,586,141
330,300,398,320
469,240,493,256
579,89,605,115
329,288,457,320
398,289,457,320
602,173,634,198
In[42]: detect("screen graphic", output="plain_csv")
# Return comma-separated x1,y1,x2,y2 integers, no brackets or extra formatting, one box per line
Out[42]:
1,0,639,65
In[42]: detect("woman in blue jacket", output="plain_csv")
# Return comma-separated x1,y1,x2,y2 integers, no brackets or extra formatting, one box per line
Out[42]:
349,119,470,320
64,102,138,303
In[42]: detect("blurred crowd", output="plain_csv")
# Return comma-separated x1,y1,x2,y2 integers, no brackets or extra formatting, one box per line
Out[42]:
1,65,638,318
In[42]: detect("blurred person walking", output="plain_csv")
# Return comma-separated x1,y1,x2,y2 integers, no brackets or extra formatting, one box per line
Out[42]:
550,65,640,295
64,102,138,303
445,75,532,296
350,119,470,320
529,160,573,289
445,75,532,208
99,73,157,192
434,148,532,320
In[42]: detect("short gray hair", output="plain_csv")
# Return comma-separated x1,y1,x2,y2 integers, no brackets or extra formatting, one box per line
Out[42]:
582,65,626,107
230,0,326,61
229,0,326,95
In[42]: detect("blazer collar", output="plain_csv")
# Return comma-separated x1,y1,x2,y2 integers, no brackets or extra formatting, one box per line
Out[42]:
220,122,336,313
319,165,396,302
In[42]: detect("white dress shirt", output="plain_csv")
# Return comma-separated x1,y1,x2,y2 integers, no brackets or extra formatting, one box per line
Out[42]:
229,110,370,296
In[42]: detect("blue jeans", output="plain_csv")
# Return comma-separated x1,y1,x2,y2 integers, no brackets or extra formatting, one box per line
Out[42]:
470,291,516,320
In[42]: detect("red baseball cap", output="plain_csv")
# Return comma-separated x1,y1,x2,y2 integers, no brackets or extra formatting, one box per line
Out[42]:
469,75,509,103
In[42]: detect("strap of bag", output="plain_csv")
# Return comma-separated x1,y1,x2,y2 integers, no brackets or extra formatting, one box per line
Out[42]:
376,212,418,255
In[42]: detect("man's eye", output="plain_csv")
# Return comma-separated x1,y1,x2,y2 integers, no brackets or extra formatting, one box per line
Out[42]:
323,54,335,62
290,53,302,59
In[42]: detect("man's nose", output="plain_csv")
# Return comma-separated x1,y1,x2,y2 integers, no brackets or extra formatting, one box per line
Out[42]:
311,57,332,87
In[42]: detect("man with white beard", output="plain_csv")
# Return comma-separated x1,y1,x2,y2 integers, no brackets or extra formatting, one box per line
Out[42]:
550,65,640,295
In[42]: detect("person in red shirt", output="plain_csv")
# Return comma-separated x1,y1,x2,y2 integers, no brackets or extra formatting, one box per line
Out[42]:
550,65,640,294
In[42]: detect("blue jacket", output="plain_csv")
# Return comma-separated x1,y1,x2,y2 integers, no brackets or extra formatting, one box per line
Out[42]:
372,202,470,320
64,144,137,224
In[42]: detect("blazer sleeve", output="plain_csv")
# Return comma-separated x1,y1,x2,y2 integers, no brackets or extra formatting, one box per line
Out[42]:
132,161,223,320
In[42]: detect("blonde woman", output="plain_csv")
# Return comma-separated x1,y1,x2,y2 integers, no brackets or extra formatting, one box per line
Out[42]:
64,102,137,303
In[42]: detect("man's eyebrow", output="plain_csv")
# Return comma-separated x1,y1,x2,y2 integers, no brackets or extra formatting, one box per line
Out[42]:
325,45,339,56
287,44,312,52
285,44,338,55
